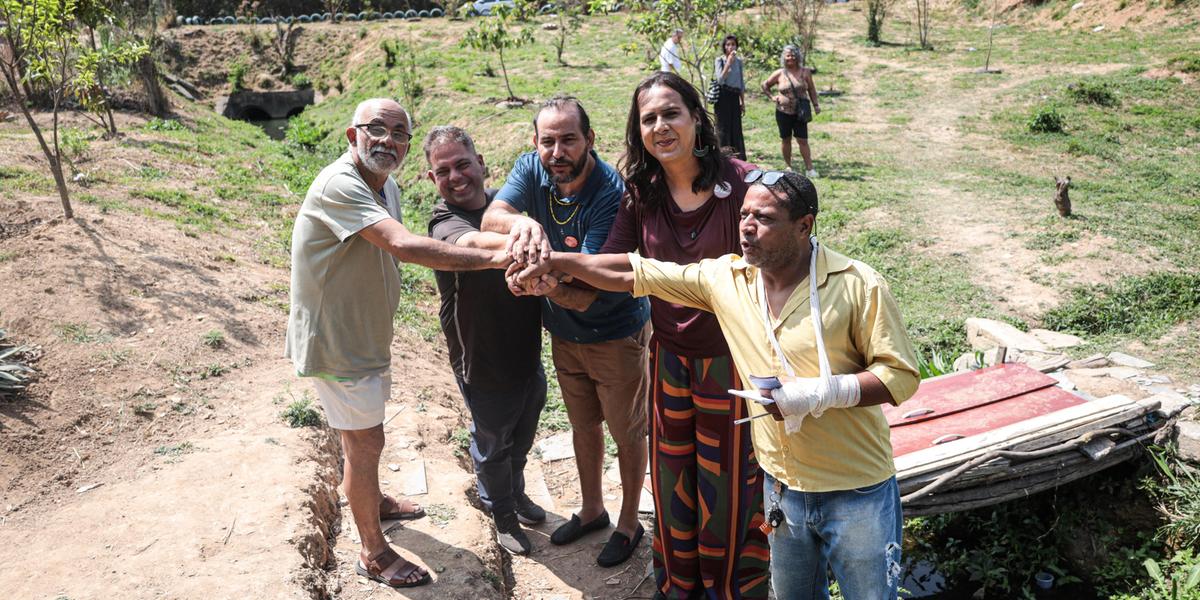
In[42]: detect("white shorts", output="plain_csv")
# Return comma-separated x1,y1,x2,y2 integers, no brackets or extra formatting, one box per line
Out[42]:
311,371,391,430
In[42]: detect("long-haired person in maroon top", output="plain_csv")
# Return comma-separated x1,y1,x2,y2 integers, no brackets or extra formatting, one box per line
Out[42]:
603,71,770,600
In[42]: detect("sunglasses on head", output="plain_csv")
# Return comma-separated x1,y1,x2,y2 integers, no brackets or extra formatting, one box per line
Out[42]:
743,169,791,186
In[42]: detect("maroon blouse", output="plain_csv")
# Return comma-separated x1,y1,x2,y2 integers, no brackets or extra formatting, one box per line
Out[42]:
602,158,756,358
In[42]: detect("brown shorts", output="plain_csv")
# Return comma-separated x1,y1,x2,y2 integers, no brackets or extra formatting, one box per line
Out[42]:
550,323,651,448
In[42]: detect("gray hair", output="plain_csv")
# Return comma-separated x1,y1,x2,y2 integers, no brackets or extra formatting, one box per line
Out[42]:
348,98,412,130
781,44,803,68
422,125,478,162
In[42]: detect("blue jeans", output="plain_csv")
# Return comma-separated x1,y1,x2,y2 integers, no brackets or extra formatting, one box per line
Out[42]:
763,473,903,600
457,371,546,516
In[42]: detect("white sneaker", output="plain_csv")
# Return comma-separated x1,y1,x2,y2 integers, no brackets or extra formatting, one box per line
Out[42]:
805,169,819,179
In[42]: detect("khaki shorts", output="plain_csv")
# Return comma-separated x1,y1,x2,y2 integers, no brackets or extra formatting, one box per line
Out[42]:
550,323,651,447
310,370,390,430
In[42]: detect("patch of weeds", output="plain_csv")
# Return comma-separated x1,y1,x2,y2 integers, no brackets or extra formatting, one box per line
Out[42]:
78,193,126,213
450,426,471,452
199,363,228,379
1024,229,1080,251
281,398,322,427
0,165,52,193
1042,272,1200,338
132,401,157,416
137,166,166,180
95,348,131,368
55,322,109,343
1028,105,1065,133
144,117,184,132
60,127,92,164
0,251,15,262
424,503,456,527
1067,80,1118,107
170,398,195,415
1144,448,1200,548
201,329,226,349
154,441,195,461
481,570,502,590
228,57,250,92
1168,54,1200,74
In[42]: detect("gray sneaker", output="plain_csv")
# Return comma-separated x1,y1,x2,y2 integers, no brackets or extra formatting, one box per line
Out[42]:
494,511,531,555
515,493,546,525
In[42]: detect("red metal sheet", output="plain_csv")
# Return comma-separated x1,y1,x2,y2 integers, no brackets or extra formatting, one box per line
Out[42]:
882,363,1059,427
888,385,1086,457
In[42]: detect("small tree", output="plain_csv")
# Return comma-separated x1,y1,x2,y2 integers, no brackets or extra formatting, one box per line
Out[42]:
551,0,586,66
461,5,533,102
914,0,933,50
865,0,897,45
0,0,131,218
771,0,825,65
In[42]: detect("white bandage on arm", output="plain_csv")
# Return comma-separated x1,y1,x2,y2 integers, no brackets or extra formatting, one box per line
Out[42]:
773,373,862,434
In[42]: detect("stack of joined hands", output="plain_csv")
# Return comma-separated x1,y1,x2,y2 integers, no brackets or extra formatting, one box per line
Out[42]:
501,221,558,297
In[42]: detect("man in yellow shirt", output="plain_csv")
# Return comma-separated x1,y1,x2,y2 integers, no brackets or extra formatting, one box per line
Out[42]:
509,170,919,599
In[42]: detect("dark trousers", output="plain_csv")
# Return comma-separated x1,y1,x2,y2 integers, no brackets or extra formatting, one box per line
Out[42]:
715,86,746,160
457,370,547,516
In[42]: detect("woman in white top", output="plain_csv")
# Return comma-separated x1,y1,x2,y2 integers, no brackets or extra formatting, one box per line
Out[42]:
761,45,821,177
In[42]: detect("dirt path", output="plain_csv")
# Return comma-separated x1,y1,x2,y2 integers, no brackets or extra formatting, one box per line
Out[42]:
818,23,1167,319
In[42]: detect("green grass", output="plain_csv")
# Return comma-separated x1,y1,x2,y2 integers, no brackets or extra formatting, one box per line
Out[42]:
281,398,322,428
1042,272,1200,339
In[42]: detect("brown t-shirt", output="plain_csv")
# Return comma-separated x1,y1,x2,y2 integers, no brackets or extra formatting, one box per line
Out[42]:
601,158,756,358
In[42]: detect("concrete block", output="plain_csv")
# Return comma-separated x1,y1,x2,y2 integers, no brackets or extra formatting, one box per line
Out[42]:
1177,420,1200,464
966,318,1047,352
1067,353,1109,369
1109,352,1155,369
1029,328,1085,348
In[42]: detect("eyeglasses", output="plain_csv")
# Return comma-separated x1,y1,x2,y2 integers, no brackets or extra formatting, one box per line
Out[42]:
353,123,412,144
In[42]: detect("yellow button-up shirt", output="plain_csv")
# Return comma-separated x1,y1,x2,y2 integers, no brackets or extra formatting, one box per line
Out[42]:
630,245,920,492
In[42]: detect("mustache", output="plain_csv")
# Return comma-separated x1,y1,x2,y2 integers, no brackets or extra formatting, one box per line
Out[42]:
547,158,574,166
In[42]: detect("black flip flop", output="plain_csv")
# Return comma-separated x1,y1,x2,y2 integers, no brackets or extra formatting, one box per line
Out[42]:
597,524,644,567
550,511,610,545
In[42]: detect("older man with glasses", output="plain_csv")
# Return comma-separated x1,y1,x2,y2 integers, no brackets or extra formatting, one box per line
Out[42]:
286,98,511,589
506,170,921,600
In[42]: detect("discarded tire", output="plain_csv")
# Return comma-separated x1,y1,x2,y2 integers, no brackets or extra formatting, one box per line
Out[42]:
418,10,430,17
430,8,444,17
298,15,310,22
405,9,418,18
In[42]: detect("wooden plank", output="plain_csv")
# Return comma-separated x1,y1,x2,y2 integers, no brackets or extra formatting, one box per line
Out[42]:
904,446,1139,515
898,406,1157,493
896,395,1136,476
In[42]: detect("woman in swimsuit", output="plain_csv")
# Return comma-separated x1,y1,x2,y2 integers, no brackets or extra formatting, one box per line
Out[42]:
761,45,821,178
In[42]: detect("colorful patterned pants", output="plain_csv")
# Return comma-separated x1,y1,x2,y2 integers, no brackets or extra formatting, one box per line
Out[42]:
649,340,770,600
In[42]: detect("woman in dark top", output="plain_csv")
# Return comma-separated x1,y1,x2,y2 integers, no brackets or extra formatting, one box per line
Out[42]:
604,71,769,600
713,34,746,160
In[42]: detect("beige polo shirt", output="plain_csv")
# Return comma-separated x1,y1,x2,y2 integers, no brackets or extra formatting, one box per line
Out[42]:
285,151,403,379
630,245,920,492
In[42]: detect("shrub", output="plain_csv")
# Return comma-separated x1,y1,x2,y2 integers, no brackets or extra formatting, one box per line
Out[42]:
1067,80,1118,107
285,117,327,149
1028,106,1065,133
228,58,250,92
290,73,311,89
282,398,322,427
1168,54,1200,74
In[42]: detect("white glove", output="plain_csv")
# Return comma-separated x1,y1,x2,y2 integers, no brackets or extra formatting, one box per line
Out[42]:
772,374,862,434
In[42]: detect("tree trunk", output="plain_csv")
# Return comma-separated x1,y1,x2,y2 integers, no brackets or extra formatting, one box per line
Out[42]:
499,47,515,101
1,62,73,218
137,53,171,117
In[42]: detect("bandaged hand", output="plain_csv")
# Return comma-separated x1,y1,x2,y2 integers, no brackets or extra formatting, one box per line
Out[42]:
770,374,862,434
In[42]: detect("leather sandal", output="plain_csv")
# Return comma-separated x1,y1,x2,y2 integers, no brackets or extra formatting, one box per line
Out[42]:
550,511,610,546
380,494,425,521
356,548,432,588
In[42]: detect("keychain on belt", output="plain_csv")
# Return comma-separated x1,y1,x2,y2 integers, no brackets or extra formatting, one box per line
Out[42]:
761,479,785,535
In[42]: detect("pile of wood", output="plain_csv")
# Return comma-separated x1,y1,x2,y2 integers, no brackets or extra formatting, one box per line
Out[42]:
896,394,1170,516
